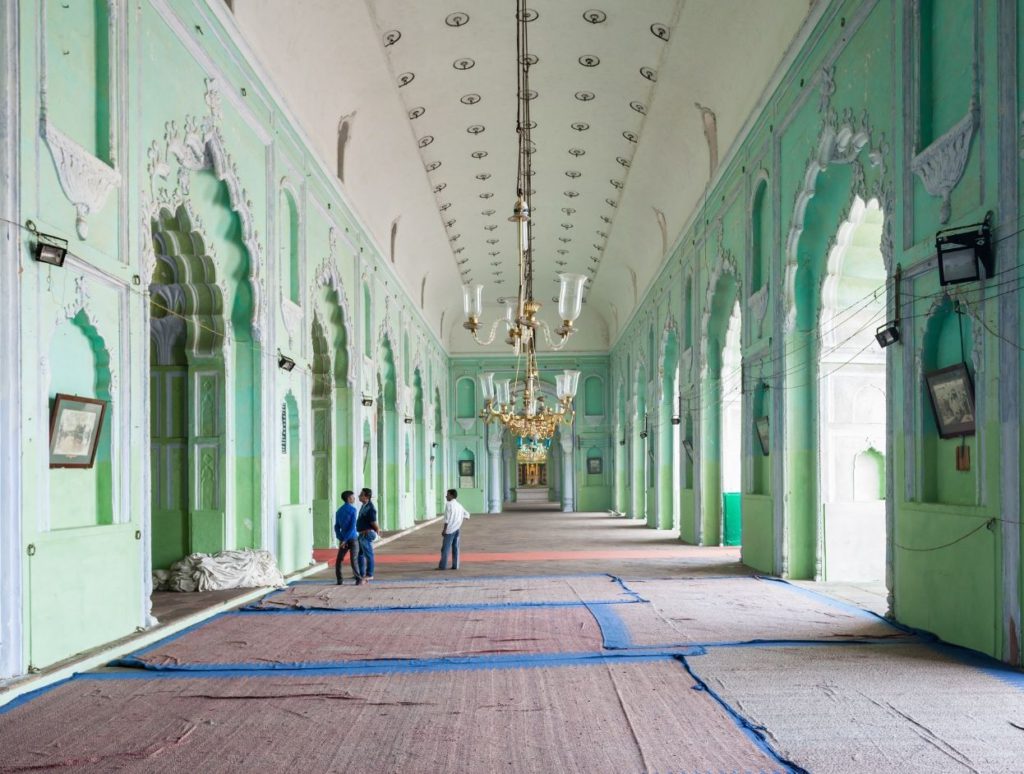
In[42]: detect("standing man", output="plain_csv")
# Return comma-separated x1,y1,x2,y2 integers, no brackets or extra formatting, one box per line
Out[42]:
438,489,470,571
357,487,381,582
334,490,363,586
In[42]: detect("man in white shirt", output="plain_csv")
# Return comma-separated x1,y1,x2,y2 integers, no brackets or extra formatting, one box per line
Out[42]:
438,489,470,570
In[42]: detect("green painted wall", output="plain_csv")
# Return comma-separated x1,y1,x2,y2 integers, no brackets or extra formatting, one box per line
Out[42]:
609,0,1024,664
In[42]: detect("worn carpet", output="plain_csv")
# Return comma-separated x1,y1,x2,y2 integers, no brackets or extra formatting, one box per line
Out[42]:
618,577,909,645
116,606,605,670
0,660,793,774
248,574,641,612
686,642,1024,774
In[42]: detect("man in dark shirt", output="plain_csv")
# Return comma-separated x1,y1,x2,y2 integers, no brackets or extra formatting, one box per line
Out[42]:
334,490,363,586
356,488,381,581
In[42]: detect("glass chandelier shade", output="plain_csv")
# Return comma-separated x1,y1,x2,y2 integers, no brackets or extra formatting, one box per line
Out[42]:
462,283,484,321
557,274,586,323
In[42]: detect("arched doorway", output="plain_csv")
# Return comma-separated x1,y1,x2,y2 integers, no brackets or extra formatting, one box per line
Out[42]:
818,197,887,581
376,338,398,530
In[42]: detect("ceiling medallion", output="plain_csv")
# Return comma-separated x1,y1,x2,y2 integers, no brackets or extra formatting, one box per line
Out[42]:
583,9,607,24
597,230,608,238
418,135,434,148
575,91,596,102
450,234,461,242
616,156,630,168
640,66,657,82
397,72,415,87
630,101,647,115
434,182,447,192
522,89,539,100
486,238,499,245
568,148,586,157
606,198,617,207
408,106,425,120
461,93,482,105
453,247,465,254
471,150,489,159
623,130,638,143
426,161,441,172
440,202,452,211
489,252,501,257
453,58,476,71
476,172,492,180
383,30,401,47
559,237,572,243
600,215,611,223
571,122,590,132
592,243,602,250
479,192,494,199
557,249,569,255
578,55,600,67
561,223,574,229
562,207,576,215
481,209,496,216
446,12,470,27
564,191,580,198
520,54,539,66
445,219,456,228
516,7,538,22
650,23,670,41
467,124,486,134
490,260,502,266
484,224,498,231
565,170,581,178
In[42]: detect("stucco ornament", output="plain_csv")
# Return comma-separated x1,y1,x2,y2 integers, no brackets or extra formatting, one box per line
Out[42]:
910,97,979,224
41,123,121,240
142,78,265,341
310,230,356,387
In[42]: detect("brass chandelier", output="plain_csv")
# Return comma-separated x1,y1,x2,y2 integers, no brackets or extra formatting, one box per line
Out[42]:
467,0,581,441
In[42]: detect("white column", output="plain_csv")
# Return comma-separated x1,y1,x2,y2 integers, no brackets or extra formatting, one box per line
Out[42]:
486,426,503,514
560,433,575,513
502,447,513,502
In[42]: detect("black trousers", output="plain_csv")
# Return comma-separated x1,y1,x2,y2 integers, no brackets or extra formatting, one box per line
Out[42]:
335,538,363,583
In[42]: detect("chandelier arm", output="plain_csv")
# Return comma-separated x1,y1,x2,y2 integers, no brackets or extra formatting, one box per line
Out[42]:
471,319,505,347
537,320,570,351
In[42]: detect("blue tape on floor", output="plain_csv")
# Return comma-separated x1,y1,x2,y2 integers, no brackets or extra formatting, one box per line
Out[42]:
587,603,633,649
103,649,703,678
674,654,810,774
289,571,617,586
0,675,78,715
753,575,906,629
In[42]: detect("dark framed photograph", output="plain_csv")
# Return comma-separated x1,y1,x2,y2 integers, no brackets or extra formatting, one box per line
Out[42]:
587,456,602,474
458,459,475,477
49,393,107,468
682,439,694,462
925,363,976,438
755,416,770,456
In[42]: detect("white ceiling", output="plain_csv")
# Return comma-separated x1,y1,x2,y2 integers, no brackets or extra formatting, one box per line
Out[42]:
231,0,812,354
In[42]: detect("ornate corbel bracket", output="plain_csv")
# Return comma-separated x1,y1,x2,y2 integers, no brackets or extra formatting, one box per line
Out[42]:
911,98,979,224
42,121,121,239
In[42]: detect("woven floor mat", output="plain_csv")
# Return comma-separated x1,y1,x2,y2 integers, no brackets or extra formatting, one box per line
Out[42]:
119,606,604,670
688,642,1024,774
0,660,792,774
619,577,908,645
250,574,639,611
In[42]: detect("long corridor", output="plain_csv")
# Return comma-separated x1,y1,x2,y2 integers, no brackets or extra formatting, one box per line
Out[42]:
2,509,1023,773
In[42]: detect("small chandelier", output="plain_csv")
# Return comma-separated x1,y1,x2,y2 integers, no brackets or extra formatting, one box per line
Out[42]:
517,438,550,464
478,366,579,442
460,0,586,352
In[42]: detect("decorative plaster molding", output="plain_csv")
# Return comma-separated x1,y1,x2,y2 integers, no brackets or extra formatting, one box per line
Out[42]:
41,121,121,239
311,242,356,387
910,98,979,224
749,284,770,326
141,78,265,341
280,298,304,347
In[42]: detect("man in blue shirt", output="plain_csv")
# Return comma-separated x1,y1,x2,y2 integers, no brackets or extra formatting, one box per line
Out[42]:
356,488,381,582
334,490,364,585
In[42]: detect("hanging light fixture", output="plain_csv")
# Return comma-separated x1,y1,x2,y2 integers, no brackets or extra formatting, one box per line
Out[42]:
459,0,586,352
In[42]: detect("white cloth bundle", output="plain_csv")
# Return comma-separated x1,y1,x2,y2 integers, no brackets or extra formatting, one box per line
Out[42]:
154,549,286,592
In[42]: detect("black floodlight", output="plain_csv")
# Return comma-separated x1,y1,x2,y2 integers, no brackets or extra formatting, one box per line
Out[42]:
403,416,413,424
361,395,374,407
34,231,69,267
936,213,993,286
277,353,296,372
875,322,900,348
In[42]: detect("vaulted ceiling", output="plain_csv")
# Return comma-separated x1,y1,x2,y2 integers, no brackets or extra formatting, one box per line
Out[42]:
232,0,812,353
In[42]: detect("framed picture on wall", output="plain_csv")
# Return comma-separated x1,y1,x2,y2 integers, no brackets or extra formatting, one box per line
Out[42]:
49,393,107,469
587,457,602,474
458,459,475,478
755,416,770,456
925,363,976,438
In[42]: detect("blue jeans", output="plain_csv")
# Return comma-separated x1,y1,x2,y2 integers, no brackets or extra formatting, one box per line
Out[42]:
358,533,376,577
439,529,460,569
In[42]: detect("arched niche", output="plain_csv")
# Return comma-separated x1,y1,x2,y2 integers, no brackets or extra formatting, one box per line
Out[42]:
362,282,373,356
919,299,979,506
583,375,605,417
455,377,476,420
281,188,300,305
48,311,115,529
750,176,770,294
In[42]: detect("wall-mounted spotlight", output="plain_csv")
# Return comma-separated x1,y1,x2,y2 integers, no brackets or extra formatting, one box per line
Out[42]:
29,223,68,267
361,395,374,407
431,442,439,449
936,212,993,286
277,353,296,372
403,416,413,424
639,414,648,439
875,264,902,349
